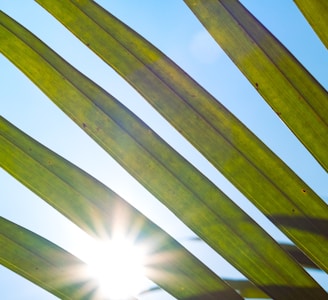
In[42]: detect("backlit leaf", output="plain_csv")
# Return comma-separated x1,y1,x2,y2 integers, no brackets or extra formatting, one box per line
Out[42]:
32,0,328,277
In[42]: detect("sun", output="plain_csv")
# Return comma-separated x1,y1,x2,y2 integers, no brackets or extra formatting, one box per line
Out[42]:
82,235,149,299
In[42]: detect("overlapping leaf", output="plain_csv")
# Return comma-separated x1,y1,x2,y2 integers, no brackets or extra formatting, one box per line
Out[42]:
1,9,327,299
33,0,328,277
1,213,269,299
0,217,104,300
140,280,269,299
188,237,320,270
0,117,241,300
185,0,328,170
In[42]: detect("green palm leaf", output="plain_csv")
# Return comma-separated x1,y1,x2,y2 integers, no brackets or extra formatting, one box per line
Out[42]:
1,10,326,299
280,244,321,270
188,237,320,270
184,0,328,171
294,0,328,48
0,116,241,300
139,280,269,299
0,217,103,300
32,0,328,275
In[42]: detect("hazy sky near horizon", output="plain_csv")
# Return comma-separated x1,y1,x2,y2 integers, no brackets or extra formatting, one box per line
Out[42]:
1,1,327,299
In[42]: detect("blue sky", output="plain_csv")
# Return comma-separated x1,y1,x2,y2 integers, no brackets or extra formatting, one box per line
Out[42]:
0,1,327,299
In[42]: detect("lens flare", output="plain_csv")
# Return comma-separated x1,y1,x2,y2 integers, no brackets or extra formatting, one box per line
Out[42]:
84,236,148,299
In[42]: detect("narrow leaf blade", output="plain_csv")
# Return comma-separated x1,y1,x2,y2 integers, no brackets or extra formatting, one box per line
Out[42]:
294,0,328,48
31,0,328,278
0,116,242,300
189,237,321,270
185,0,328,171
140,280,270,299
1,7,327,299
0,217,101,300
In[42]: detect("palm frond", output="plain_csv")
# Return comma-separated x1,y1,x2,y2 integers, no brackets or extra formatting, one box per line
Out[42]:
0,116,241,299
294,0,328,48
0,217,102,300
32,0,328,275
0,1,327,299
184,0,328,170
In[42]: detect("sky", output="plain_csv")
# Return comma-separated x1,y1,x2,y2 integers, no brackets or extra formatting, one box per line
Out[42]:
0,1,327,299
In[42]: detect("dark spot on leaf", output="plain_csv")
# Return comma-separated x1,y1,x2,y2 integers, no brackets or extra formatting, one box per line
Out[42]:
302,189,306,193
255,82,259,90
82,123,87,128
276,111,282,116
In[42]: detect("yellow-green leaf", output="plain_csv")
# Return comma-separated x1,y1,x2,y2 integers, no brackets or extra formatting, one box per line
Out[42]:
0,216,102,300
189,237,320,270
1,9,328,299
140,280,269,299
0,117,241,300
31,0,328,277
294,0,328,48
184,0,328,171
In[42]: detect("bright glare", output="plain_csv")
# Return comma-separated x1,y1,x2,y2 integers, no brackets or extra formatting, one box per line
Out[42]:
84,236,148,299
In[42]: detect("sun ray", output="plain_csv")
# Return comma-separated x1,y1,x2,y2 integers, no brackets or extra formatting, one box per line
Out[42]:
81,235,149,299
